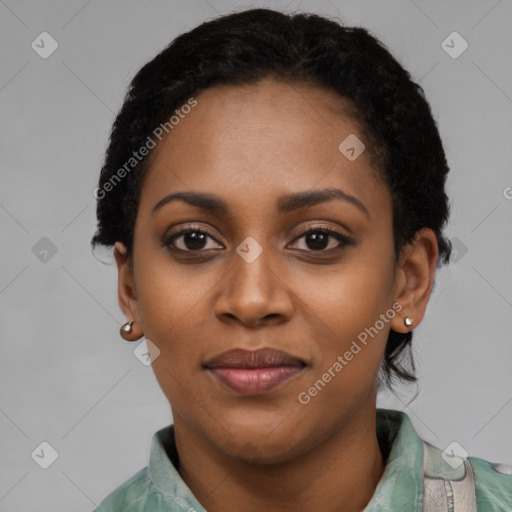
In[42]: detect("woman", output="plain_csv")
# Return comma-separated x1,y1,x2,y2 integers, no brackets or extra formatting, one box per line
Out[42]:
90,8,511,511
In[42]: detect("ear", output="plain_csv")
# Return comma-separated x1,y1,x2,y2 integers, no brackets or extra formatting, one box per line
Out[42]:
113,242,142,335
390,228,439,334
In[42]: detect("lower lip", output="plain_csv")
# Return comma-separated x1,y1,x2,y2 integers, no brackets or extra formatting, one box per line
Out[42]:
208,366,304,395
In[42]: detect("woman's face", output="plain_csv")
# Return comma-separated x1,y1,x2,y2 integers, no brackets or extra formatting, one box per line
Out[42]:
117,79,417,462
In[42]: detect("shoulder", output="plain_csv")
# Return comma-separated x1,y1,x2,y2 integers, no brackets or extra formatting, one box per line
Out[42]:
469,455,512,511
91,466,156,512
91,464,196,512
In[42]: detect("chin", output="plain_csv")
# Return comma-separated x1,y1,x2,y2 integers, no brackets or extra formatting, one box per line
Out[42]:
212,418,311,465
230,439,305,465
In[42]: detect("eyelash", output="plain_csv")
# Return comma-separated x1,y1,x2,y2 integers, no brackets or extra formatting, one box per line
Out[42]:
163,224,352,256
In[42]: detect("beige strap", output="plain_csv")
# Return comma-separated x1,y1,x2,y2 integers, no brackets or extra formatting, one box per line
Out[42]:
450,459,477,512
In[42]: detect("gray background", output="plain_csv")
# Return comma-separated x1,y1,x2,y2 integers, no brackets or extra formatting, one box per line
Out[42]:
1,0,511,510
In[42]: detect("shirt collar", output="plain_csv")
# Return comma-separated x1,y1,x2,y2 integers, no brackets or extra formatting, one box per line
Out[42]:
364,408,423,511
148,408,424,511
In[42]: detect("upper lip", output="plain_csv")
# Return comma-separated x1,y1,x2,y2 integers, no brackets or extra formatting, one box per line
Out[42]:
204,348,306,369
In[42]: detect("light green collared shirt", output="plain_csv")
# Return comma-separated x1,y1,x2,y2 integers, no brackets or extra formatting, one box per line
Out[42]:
92,409,512,511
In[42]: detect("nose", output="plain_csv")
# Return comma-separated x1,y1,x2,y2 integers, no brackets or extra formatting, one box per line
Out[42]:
213,244,294,329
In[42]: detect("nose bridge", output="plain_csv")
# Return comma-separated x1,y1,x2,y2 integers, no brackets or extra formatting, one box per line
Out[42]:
215,233,292,325
231,234,278,299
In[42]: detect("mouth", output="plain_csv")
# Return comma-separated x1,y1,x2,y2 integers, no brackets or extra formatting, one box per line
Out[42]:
204,347,307,396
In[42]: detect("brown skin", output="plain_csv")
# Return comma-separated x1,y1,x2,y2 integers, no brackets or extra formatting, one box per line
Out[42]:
114,79,438,512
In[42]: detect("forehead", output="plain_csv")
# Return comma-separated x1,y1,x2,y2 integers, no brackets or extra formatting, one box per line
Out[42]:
139,79,390,218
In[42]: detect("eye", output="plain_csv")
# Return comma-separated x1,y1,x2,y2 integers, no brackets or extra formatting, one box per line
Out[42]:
288,226,352,253
163,224,352,256
163,226,223,253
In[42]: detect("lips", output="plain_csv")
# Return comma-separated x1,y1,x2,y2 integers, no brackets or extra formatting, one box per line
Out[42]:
205,347,306,369
204,348,307,395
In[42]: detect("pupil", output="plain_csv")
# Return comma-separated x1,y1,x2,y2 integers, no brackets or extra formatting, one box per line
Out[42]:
185,232,207,250
307,232,328,250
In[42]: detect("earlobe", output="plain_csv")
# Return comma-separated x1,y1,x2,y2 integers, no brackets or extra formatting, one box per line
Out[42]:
391,228,439,334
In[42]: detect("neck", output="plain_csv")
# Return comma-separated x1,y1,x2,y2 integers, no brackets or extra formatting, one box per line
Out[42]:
172,403,385,512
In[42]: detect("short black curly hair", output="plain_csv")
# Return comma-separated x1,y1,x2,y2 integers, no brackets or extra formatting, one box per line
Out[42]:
91,8,451,388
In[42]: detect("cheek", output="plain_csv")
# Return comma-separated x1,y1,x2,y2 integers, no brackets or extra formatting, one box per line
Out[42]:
303,257,395,338
134,251,214,336
294,258,396,407
293,266,394,419
134,269,200,411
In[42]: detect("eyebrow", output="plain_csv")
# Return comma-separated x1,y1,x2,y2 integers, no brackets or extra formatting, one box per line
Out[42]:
151,187,369,218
